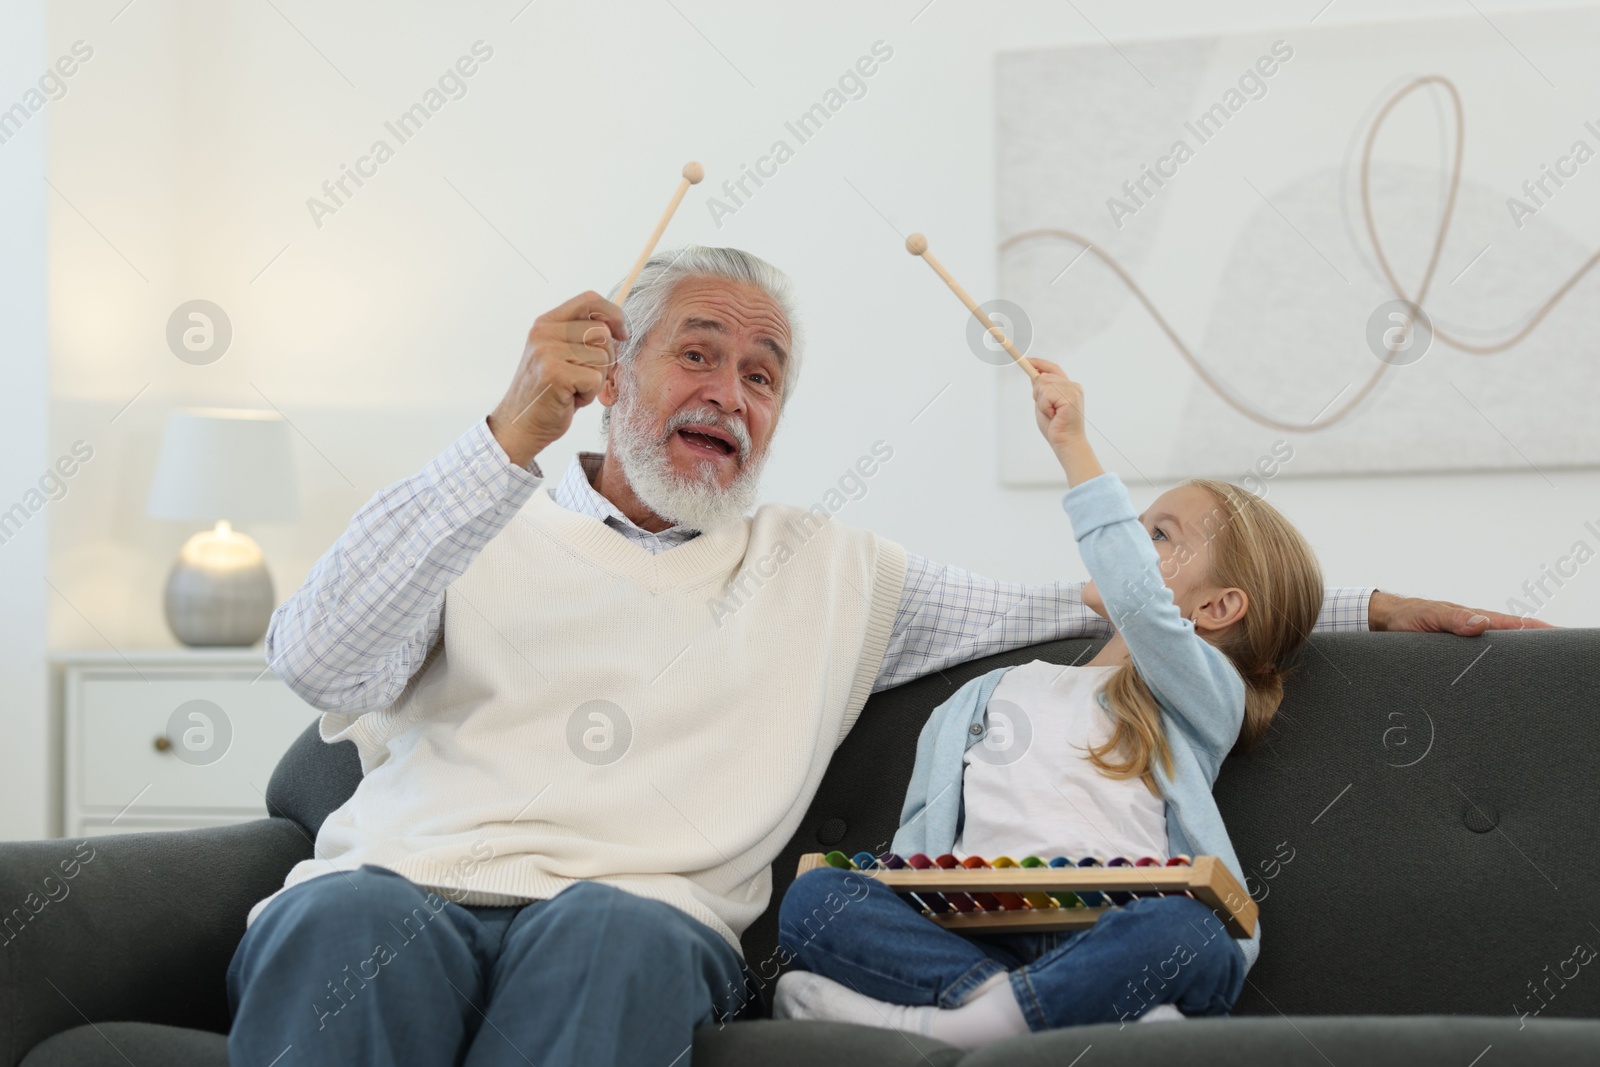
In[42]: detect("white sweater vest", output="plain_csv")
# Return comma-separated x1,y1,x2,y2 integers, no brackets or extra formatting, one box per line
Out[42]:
251,488,907,954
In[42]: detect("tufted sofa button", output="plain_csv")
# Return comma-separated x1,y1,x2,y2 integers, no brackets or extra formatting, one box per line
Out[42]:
1463,799,1499,833
816,817,848,846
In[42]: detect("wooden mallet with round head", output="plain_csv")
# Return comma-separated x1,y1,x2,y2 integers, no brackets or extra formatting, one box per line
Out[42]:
905,231,1040,380
613,162,706,307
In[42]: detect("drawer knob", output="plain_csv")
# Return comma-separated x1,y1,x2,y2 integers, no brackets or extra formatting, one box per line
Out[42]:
153,735,172,753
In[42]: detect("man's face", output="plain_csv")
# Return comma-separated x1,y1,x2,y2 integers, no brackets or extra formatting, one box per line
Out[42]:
602,276,791,488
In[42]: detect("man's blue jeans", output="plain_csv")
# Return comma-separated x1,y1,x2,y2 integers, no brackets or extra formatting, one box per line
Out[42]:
778,866,1245,1031
226,865,760,1066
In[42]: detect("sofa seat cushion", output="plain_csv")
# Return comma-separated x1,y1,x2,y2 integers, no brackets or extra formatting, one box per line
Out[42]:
20,1023,226,1067
25,1015,1600,1066
958,1015,1600,1066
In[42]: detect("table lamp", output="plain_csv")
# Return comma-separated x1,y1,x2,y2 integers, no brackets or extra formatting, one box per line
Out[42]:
145,408,300,646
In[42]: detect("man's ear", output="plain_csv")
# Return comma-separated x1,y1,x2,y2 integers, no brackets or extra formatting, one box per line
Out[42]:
1193,587,1248,633
598,362,621,408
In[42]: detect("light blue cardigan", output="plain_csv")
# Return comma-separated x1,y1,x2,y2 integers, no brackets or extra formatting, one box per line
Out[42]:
890,472,1261,973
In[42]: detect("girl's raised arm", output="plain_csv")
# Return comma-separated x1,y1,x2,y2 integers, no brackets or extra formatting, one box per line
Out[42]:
1031,359,1246,764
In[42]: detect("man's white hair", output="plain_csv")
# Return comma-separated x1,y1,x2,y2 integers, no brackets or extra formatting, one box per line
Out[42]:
605,245,804,405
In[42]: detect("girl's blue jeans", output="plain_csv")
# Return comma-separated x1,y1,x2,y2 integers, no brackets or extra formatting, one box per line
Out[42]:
778,865,1246,1031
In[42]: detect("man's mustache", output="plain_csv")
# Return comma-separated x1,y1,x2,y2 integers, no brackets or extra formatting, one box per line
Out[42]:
659,407,753,464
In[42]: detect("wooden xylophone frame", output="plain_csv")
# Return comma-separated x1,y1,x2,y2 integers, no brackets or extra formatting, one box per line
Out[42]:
795,853,1258,939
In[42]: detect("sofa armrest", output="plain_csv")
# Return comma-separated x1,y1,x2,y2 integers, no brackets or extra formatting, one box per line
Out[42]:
0,818,312,1067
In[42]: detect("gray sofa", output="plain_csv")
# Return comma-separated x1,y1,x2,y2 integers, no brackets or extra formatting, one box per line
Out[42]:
4,629,1598,1065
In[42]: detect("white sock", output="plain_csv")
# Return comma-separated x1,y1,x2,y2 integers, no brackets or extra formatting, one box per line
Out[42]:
774,970,923,1031
926,976,1031,1049
774,970,1030,1051
1136,1003,1186,1023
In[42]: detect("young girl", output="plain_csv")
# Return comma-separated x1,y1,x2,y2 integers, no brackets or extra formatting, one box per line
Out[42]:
772,358,1323,1048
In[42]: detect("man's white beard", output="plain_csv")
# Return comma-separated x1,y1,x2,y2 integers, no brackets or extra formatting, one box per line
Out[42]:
608,376,767,532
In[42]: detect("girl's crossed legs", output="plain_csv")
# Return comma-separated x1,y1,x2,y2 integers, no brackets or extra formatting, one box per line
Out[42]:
775,865,1245,1037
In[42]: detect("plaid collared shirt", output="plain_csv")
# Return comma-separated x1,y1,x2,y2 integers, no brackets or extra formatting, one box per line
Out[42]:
266,419,1372,711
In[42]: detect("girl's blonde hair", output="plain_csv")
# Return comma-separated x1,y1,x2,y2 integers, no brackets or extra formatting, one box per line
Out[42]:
1083,479,1324,791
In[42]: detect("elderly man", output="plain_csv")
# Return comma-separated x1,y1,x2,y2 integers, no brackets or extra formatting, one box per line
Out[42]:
226,246,1531,1067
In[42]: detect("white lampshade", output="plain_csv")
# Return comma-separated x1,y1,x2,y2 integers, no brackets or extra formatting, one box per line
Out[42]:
146,408,301,523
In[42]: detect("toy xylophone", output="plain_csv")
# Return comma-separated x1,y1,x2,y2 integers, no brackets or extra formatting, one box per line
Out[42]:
795,851,1257,939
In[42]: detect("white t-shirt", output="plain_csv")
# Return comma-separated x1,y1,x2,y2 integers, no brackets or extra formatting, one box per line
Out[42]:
953,659,1170,862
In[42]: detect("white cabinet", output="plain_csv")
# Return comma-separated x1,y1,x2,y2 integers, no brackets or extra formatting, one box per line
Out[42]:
59,650,322,837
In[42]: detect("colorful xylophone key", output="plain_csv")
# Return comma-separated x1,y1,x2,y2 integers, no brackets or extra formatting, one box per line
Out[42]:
996,856,1056,910
962,855,1028,910
1106,856,1133,905
904,853,960,913
1025,855,1084,909
877,851,947,915
931,854,986,912
1068,856,1109,906
1139,857,1177,902
1165,854,1195,899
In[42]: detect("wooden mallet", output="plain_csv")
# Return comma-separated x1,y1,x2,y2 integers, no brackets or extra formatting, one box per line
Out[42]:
614,161,706,306
906,232,1039,380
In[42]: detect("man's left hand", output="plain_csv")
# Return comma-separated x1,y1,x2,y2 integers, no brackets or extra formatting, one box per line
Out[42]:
1368,590,1556,635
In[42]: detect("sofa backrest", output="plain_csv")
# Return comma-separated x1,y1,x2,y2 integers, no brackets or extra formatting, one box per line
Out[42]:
269,629,1600,1022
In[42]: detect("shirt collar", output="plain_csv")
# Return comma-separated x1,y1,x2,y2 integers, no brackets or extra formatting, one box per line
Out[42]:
549,452,701,546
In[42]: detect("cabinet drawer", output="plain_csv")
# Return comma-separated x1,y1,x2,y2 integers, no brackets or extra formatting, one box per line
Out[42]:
73,670,318,814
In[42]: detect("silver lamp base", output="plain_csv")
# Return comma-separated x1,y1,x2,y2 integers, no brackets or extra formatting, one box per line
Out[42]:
163,521,276,647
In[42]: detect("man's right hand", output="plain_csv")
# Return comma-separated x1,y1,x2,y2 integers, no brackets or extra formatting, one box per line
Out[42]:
487,291,628,469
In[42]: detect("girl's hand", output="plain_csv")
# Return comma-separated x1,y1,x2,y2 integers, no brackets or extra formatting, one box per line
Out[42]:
1031,358,1086,447
1031,357,1105,486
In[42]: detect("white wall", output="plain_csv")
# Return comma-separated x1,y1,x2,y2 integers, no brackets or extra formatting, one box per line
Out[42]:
40,0,1600,689
1,0,51,839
